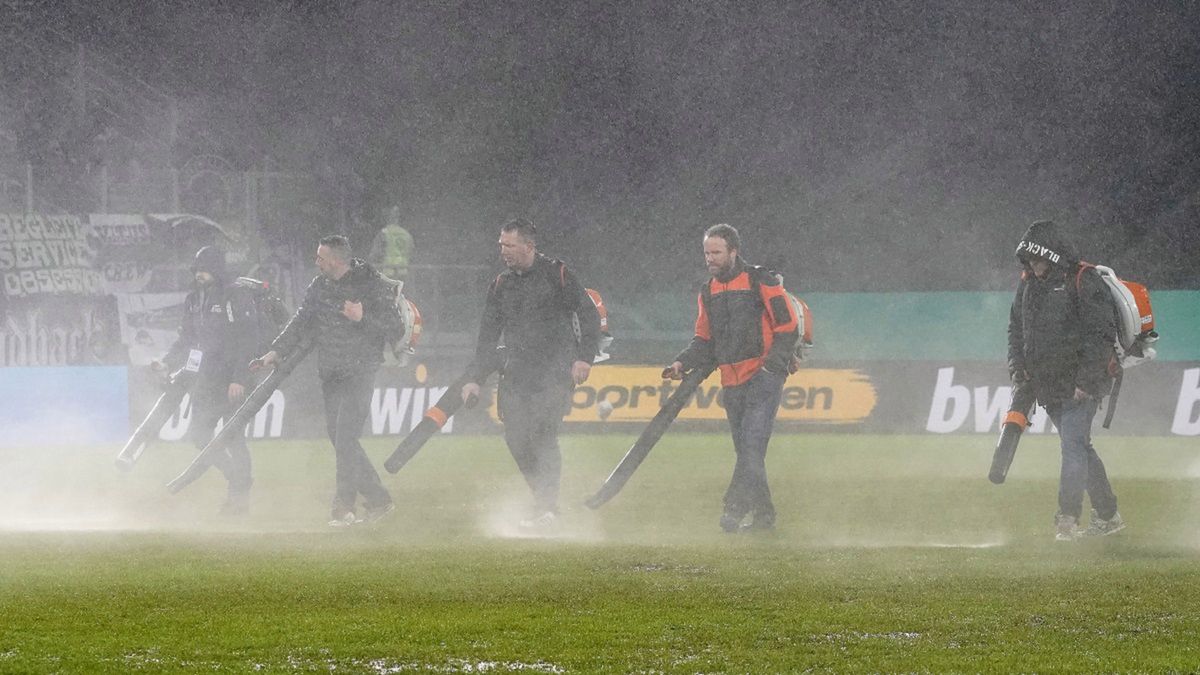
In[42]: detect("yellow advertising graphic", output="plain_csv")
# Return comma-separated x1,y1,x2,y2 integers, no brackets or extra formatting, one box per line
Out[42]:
489,366,877,424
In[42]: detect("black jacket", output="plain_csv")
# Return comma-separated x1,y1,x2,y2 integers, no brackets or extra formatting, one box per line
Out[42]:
1007,221,1116,405
272,259,403,378
469,254,601,391
164,277,258,388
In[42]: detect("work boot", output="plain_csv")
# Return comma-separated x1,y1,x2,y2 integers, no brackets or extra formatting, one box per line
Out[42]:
740,510,776,532
519,510,559,531
720,511,745,533
1054,513,1080,542
218,493,249,517
1082,509,1126,537
328,509,360,528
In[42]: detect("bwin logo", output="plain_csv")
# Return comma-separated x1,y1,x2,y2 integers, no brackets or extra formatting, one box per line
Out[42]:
926,367,1053,434
1017,241,1061,264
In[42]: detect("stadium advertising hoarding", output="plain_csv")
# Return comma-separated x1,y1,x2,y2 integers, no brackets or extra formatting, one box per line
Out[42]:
120,358,1200,442
0,213,106,300
106,287,1200,441
531,365,877,425
0,213,124,367
915,362,1200,437
0,366,129,447
559,361,1199,437
125,359,470,443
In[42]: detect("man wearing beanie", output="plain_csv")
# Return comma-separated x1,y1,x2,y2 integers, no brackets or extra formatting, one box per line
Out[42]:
155,245,259,515
1008,220,1126,541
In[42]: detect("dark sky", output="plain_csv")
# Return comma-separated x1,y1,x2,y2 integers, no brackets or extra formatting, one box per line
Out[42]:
3,0,1199,297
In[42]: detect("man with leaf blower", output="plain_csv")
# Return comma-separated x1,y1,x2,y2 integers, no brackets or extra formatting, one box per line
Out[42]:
258,235,403,527
460,218,601,531
1008,220,1126,541
152,246,259,515
667,224,800,533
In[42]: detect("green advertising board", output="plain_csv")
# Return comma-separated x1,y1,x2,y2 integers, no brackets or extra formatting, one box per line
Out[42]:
627,290,1197,363
803,290,1197,362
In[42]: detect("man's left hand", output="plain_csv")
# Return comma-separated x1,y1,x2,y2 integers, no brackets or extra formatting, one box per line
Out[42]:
572,360,592,385
228,383,246,403
342,300,363,322
1073,387,1090,401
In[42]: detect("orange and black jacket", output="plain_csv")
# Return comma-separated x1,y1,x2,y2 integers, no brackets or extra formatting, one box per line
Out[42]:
674,259,799,387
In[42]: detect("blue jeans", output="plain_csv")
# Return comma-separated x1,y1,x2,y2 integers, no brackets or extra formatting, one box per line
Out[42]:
721,369,786,518
1046,397,1118,521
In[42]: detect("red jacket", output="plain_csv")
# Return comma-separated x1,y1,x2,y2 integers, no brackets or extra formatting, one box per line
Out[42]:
675,260,799,387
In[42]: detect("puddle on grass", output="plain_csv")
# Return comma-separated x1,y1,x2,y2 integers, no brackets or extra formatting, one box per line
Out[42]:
814,631,923,643
116,651,566,673
629,562,709,574
476,492,605,543
288,655,566,673
817,536,1007,550
1186,456,1200,478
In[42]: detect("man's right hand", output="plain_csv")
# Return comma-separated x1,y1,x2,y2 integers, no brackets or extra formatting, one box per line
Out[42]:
149,359,170,382
254,351,280,371
663,361,684,380
461,382,480,404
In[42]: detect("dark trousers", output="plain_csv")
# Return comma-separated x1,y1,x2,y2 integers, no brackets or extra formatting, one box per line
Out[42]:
498,382,570,513
188,380,252,497
321,369,391,515
1047,397,1118,521
722,369,785,518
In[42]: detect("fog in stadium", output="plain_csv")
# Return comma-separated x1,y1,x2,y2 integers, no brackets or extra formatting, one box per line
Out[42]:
0,0,1195,610
2,1,1200,530
7,4,1200,671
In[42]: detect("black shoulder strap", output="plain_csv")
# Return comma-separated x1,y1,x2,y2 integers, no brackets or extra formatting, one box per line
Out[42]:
541,258,567,289
548,259,573,310
746,264,775,309
1070,263,1109,322
223,282,258,321
746,264,765,291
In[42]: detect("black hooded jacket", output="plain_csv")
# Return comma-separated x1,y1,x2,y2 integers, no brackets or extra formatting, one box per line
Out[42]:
1007,221,1117,405
164,248,258,388
271,259,403,378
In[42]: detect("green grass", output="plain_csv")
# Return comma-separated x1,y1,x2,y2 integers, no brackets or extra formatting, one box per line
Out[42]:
2,431,1200,673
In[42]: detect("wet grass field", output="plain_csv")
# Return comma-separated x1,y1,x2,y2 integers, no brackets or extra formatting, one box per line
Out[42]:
2,432,1199,672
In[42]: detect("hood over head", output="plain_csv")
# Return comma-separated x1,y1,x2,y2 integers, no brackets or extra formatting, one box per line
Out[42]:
191,245,228,280
1015,220,1077,268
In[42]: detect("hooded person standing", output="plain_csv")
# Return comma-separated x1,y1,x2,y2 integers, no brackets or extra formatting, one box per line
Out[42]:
1008,220,1126,541
155,246,258,515
259,235,403,527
